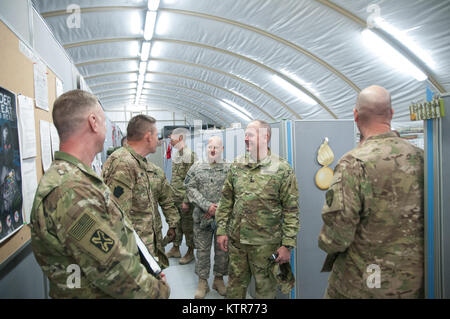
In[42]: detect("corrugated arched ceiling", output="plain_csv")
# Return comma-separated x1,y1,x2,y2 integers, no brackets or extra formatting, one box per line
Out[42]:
32,0,450,128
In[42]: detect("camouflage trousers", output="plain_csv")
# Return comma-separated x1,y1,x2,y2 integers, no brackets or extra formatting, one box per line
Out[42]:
174,205,194,247
227,240,279,299
193,212,228,279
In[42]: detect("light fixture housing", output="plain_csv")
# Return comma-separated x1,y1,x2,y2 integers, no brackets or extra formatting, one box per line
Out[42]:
144,11,157,40
361,29,427,81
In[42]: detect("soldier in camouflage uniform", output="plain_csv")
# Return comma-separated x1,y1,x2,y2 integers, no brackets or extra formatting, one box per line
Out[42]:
184,136,230,299
30,90,169,298
318,85,424,299
166,128,198,265
216,120,300,299
102,115,176,270
146,160,180,269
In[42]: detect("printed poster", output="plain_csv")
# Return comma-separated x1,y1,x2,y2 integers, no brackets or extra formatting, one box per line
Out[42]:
0,87,24,243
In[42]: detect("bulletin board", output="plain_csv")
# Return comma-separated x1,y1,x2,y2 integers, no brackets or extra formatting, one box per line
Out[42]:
0,20,56,265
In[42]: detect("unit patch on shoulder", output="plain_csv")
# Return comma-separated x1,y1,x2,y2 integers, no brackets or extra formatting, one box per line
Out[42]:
114,186,124,198
90,229,115,253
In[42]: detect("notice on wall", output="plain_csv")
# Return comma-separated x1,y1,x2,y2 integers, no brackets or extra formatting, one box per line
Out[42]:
39,120,52,172
56,77,64,98
34,59,49,111
20,158,38,224
0,86,24,243
17,95,37,159
50,123,59,160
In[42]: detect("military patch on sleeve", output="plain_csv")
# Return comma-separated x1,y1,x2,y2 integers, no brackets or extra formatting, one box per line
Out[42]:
326,189,334,207
68,213,96,241
90,229,115,253
113,186,124,198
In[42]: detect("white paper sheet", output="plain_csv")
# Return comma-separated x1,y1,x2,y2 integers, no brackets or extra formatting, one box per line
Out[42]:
20,158,38,224
34,60,49,111
56,77,64,98
50,123,60,160
40,120,52,172
17,95,37,159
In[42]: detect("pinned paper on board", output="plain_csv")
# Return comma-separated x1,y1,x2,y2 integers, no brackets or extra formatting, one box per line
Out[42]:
315,137,335,190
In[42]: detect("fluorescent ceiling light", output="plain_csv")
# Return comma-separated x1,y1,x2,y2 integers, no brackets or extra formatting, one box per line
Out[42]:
229,89,254,103
148,0,160,11
144,11,157,40
361,29,427,81
139,61,147,75
374,17,435,69
272,75,316,105
223,99,253,118
138,73,145,86
220,101,252,122
280,69,320,98
140,42,151,61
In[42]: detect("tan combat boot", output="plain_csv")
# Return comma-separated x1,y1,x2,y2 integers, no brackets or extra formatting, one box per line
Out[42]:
212,276,227,296
194,278,210,299
179,246,195,264
166,245,181,258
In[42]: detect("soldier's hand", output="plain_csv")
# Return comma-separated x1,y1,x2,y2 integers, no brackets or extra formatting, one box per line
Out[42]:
275,246,291,264
181,202,190,213
207,204,218,218
160,272,168,284
166,228,176,242
217,235,228,252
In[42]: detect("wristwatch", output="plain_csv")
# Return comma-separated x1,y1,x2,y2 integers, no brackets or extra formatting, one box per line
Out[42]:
284,245,294,251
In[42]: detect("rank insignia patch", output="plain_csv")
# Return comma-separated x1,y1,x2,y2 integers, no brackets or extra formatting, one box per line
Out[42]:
326,189,334,207
114,186,124,198
90,229,115,253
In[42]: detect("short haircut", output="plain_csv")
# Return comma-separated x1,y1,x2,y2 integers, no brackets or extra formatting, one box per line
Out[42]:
126,115,156,141
250,120,271,140
171,127,190,140
52,89,99,142
121,136,127,146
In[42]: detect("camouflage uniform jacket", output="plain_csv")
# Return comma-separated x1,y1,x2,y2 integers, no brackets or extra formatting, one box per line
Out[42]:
215,152,300,246
102,146,160,261
147,160,180,267
170,146,197,205
184,161,231,226
30,151,169,299
318,131,424,298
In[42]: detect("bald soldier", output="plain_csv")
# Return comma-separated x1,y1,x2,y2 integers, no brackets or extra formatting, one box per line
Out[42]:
102,115,178,270
30,90,169,298
216,120,300,299
184,136,230,298
166,128,198,265
318,85,424,299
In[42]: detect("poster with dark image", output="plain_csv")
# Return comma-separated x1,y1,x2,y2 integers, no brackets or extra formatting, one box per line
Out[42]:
0,86,23,243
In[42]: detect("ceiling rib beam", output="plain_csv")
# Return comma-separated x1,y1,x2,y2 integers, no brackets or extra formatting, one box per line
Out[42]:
160,8,360,94
105,94,230,125
103,97,224,126
315,0,445,93
79,56,303,120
